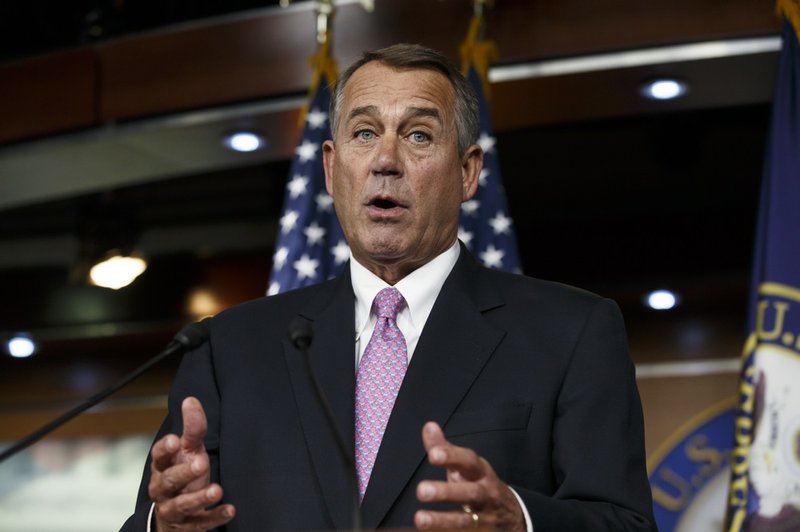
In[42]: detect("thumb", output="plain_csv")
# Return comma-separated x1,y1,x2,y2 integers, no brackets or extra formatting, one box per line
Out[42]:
421,421,447,454
180,396,208,451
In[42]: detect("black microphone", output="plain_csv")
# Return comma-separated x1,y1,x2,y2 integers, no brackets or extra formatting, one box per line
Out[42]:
289,317,362,531
0,319,211,464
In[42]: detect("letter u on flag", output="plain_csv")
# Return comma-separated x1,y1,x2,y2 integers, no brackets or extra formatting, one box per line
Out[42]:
725,2,800,530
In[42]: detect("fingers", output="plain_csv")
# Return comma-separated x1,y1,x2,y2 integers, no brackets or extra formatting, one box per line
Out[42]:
156,503,235,532
149,452,209,501
155,483,235,527
421,421,447,452
415,508,476,530
149,397,215,513
421,422,485,481
180,396,208,452
151,434,182,473
416,421,525,531
417,478,487,506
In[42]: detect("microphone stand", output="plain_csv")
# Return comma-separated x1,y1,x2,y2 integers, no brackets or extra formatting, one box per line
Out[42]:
290,318,362,531
0,320,209,464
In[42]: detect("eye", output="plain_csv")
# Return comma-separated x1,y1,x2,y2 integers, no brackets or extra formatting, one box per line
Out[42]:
355,130,375,141
409,131,430,143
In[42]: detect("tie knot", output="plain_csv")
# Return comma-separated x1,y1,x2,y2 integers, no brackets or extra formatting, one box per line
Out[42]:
372,287,405,320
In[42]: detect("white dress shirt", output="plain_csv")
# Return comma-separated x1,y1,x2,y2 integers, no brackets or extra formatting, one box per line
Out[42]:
351,239,461,368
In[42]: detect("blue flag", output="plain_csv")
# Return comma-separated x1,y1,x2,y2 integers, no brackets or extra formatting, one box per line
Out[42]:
726,15,800,532
268,74,347,295
459,67,522,274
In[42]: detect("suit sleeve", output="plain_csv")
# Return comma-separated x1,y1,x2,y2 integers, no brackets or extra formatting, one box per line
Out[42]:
513,298,656,531
119,340,222,531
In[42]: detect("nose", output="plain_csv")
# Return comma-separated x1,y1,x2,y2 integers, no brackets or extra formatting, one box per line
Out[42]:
371,135,402,178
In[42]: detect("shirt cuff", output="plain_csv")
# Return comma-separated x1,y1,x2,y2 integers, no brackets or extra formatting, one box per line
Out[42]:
147,502,155,532
508,485,534,532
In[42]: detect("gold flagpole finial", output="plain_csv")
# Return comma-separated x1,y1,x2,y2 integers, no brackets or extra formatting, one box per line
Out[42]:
315,0,334,45
460,0,498,98
295,1,339,127
776,0,800,42
473,0,495,17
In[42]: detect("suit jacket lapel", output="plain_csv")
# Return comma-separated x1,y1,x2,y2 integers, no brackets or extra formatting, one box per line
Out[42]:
360,249,506,527
283,271,358,530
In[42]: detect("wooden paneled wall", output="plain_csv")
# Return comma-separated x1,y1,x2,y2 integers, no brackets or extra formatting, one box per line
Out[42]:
0,0,780,143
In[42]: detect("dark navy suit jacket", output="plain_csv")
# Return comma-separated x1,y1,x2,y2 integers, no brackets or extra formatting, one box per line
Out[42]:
122,246,656,531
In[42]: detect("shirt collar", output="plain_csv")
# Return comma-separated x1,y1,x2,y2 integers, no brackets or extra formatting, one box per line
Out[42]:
350,240,460,332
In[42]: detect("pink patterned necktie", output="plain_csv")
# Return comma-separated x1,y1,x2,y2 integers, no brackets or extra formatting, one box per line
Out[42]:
355,287,408,501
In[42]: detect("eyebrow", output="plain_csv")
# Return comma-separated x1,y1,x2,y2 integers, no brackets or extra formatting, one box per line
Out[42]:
346,105,443,125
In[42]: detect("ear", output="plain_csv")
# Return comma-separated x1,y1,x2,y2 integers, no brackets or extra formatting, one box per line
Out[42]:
460,143,483,202
322,139,336,196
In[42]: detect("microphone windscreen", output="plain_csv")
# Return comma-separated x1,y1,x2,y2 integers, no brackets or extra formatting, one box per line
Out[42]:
173,318,211,350
289,317,314,350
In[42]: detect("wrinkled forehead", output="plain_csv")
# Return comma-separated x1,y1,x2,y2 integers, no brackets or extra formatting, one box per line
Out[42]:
340,61,456,119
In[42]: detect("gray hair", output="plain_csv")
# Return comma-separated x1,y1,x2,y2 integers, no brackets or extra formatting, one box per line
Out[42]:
329,43,479,156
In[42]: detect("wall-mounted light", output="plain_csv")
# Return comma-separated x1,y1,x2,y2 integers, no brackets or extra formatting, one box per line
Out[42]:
641,78,688,100
644,289,680,310
222,131,267,153
6,334,37,358
88,253,148,290
187,287,223,318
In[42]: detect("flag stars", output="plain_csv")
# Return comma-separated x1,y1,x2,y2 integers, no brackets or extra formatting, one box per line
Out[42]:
294,254,320,280
287,174,309,198
267,281,280,296
273,246,289,270
304,222,326,246
458,227,474,249
315,192,334,212
478,168,490,187
477,132,496,154
461,199,480,216
480,245,505,269
296,140,319,163
306,107,328,129
331,240,350,265
489,212,512,235
280,210,300,234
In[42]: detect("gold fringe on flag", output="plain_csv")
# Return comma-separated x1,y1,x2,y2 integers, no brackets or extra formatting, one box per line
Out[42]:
298,29,338,127
458,14,498,100
777,0,800,43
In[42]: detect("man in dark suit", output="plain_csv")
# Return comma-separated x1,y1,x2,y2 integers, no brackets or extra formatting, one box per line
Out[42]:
123,44,656,531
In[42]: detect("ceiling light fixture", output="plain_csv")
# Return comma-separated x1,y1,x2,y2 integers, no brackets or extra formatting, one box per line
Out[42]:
645,289,680,310
222,131,267,152
88,253,148,290
7,334,37,358
641,79,688,100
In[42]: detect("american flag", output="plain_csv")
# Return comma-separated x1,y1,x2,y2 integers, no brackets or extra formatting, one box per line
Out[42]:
459,66,521,273
269,67,521,294
268,74,347,296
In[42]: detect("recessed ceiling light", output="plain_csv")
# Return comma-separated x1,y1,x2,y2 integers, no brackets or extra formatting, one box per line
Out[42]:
222,131,266,152
89,254,148,289
7,334,37,358
645,289,680,310
641,79,688,100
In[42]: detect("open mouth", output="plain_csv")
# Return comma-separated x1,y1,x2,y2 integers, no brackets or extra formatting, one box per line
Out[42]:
371,198,399,209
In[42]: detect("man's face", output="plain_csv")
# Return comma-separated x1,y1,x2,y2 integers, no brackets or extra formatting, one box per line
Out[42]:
323,61,482,283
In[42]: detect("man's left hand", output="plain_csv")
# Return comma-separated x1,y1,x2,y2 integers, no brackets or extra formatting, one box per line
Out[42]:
414,421,525,531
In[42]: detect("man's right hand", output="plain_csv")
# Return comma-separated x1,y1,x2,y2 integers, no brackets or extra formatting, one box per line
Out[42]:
148,396,236,531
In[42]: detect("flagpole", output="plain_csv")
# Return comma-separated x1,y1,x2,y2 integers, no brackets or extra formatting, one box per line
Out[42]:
269,1,344,297
456,0,523,274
